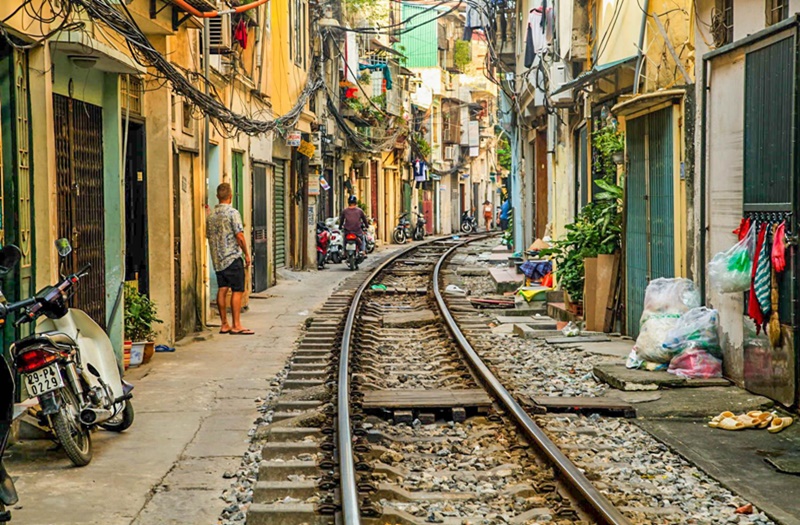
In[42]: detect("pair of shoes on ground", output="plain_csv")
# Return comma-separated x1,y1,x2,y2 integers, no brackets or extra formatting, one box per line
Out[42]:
709,410,793,433
219,328,255,335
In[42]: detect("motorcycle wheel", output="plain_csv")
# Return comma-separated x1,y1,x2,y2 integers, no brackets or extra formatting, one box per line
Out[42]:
461,221,474,234
347,253,356,271
317,252,325,269
52,387,92,467
413,228,424,241
332,252,342,264
366,243,375,254
392,229,405,244
101,400,135,432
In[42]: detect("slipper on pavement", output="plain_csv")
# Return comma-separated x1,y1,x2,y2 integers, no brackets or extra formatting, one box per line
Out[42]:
769,416,794,434
220,329,231,334
230,329,255,335
719,417,746,431
155,345,176,353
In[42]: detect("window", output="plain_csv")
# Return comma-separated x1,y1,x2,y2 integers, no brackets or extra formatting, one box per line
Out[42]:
171,95,177,129
766,0,787,25
182,99,194,135
712,0,733,46
291,0,305,66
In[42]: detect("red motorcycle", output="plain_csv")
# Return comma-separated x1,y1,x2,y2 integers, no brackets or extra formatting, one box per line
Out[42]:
316,222,331,270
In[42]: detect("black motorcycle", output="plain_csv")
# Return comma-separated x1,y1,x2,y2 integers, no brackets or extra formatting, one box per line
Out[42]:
392,213,411,244
412,211,426,241
460,210,478,233
0,245,25,522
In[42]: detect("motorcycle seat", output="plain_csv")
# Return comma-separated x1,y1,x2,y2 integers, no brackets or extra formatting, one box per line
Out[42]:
12,331,76,353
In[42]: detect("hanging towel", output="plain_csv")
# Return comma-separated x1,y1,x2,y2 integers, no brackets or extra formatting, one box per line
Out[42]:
754,224,772,317
772,221,787,273
733,217,750,241
748,224,766,329
524,8,547,67
234,19,248,49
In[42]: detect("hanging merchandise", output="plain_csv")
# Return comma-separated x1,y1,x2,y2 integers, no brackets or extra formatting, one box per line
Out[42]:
754,224,772,317
767,262,781,348
733,217,751,241
708,225,755,293
344,31,360,84
413,159,428,182
772,221,786,273
747,224,767,330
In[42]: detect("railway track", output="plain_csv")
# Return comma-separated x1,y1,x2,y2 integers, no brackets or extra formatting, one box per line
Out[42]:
244,235,630,525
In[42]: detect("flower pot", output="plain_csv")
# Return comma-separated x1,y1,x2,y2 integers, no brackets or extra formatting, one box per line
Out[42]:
124,341,132,370
142,342,155,364
130,342,145,367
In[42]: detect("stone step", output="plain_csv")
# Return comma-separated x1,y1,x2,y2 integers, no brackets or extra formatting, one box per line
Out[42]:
282,379,325,390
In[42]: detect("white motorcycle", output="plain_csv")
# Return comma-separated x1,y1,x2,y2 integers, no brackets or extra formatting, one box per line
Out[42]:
325,218,344,264
11,238,134,466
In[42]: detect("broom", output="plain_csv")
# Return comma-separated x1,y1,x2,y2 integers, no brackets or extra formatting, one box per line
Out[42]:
768,264,781,348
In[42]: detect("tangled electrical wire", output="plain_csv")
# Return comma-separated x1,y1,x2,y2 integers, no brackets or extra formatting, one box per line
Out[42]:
65,0,323,136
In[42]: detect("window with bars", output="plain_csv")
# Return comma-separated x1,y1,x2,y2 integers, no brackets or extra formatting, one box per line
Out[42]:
766,0,787,25
712,0,733,47
121,75,143,115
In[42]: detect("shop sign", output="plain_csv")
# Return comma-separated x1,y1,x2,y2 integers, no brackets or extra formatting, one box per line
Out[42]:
308,174,320,196
298,139,316,158
286,131,301,147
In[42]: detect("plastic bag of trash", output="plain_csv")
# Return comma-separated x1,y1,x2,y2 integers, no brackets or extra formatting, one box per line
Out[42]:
667,348,722,379
708,228,755,293
634,278,701,364
561,321,581,337
626,349,644,369
662,307,722,358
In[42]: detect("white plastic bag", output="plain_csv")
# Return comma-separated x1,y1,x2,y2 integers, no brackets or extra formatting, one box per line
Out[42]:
708,229,755,293
634,278,701,364
662,307,722,359
626,349,644,369
561,321,580,337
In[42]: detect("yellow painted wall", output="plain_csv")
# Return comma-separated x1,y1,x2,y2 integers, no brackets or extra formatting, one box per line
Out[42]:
593,0,641,66
643,0,694,90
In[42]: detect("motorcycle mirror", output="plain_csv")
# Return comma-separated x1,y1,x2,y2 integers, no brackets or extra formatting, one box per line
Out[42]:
0,245,22,276
55,238,73,257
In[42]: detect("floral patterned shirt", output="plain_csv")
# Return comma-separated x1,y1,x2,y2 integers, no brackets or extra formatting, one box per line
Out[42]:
206,203,244,271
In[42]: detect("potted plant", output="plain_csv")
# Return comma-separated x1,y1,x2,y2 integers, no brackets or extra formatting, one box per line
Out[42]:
124,284,163,366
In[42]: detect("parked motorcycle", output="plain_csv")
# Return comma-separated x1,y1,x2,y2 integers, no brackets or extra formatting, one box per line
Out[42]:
393,213,411,244
460,210,478,234
412,211,427,241
11,238,134,467
365,219,376,254
325,219,343,264
344,232,365,271
0,245,23,523
316,222,330,270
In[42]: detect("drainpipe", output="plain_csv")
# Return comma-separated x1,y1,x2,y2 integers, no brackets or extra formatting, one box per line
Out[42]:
698,58,708,301
632,0,650,95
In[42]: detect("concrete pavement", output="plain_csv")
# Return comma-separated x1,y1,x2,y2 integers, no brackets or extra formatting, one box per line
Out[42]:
6,250,396,525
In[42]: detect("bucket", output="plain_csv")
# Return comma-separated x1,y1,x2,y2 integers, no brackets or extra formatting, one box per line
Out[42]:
130,342,145,367
123,341,132,370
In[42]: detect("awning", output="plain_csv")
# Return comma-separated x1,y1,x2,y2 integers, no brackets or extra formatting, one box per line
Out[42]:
369,38,406,58
551,56,637,95
398,66,416,76
611,89,685,117
50,32,146,75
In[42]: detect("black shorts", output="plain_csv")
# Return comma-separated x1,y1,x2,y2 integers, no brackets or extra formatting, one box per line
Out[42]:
216,258,245,292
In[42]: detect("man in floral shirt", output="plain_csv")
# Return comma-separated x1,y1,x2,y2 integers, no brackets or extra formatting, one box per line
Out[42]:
207,183,254,335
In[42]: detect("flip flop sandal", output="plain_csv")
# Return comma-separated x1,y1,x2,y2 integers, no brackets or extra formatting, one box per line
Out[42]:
768,417,794,434
719,417,746,431
220,329,231,334
230,329,255,335
756,413,774,429
709,411,735,427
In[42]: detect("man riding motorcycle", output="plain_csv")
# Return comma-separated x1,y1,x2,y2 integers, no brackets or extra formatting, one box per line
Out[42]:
338,195,368,256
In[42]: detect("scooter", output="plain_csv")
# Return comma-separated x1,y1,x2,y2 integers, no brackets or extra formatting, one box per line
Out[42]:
316,222,330,270
460,210,478,234
11,238,134,467
412,211,427,241
393,213,411,244
365,219,376,254
344,232,365,271
325,218,343,264
0,245,22,522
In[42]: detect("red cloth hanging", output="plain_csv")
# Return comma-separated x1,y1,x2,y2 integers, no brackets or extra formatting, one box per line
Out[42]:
748,224,767,330
733,217,750,241
772,221,787,273
234,19,248,49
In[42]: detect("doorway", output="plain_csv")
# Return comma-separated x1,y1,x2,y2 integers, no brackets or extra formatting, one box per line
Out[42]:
124,120,148,295
252,163,268,293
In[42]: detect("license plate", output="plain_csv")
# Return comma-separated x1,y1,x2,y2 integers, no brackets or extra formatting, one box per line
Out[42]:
346,242,356,250
24,363,64,397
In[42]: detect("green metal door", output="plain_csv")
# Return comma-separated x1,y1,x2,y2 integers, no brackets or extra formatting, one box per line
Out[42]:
742,35,796,406
625,107,675,337
232,151,244,213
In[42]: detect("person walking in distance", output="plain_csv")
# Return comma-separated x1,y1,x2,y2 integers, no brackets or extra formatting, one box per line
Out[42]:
207,182,254,335
482,200,493,231
499,196,511,231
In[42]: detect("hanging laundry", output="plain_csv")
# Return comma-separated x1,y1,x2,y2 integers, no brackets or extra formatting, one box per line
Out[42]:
234,19,248,49
413,159,428,182
524,7,548,67
748,224,767,330
733,217,751,241
358,63,393,90
772,221,787,273
344,30,360,84
754,224,772,318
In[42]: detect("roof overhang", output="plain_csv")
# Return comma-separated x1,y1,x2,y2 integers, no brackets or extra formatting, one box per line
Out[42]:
551,56,637,96
611,89,685,117
50,32,146,75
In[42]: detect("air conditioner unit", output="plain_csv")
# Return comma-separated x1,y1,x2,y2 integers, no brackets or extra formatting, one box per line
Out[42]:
549,62,573,106
208,14,232,54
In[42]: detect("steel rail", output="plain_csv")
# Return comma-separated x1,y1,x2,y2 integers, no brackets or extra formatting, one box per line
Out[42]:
432,240,632,525
338,236,453,525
